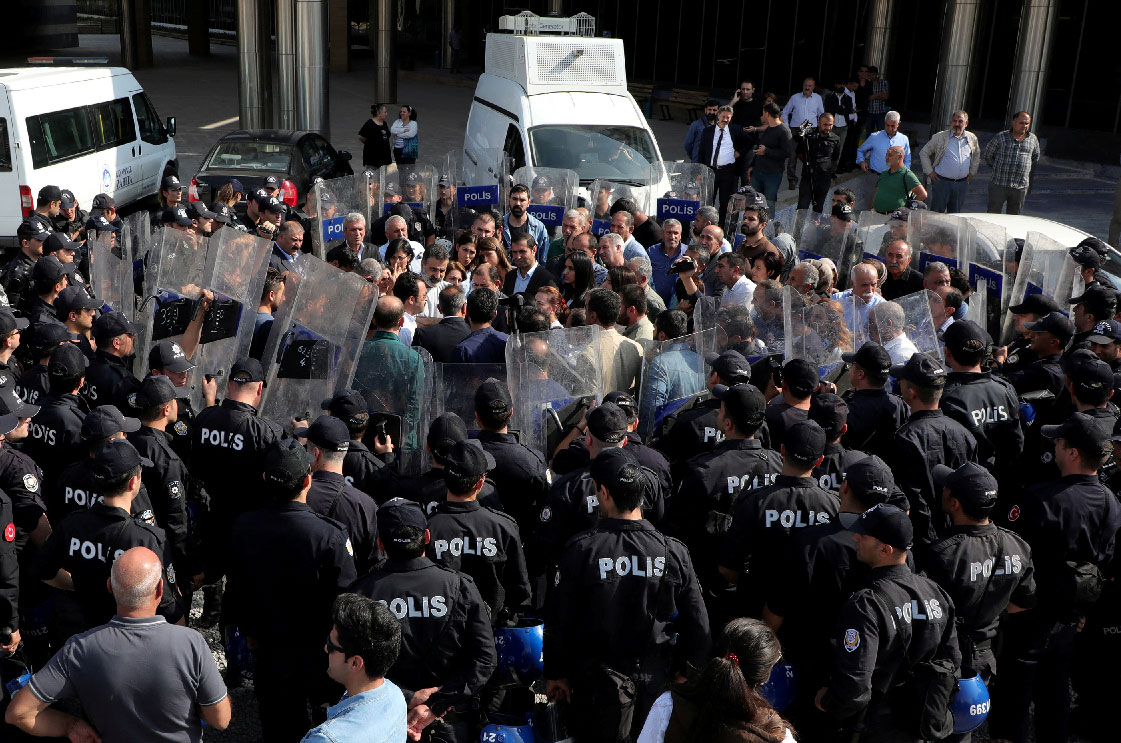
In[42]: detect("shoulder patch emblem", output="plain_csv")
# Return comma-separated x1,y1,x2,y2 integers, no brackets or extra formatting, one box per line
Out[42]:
138,509,155,525
23,473,39,492
540,506,552,523
166,564,176,584
3,522,14,542
1041,452,1053,463
844,628,860,652
1007,505,1021,522
173,421,189,437
1007,354,1019,366
345,538,354,557
168,481,183,499
127,392,139,409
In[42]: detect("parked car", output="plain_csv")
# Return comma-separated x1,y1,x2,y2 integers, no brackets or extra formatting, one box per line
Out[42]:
189,129,352,213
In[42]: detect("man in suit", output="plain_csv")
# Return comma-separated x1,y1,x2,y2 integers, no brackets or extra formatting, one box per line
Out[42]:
698,105,752,225
502,234,557,299
413,285,471,363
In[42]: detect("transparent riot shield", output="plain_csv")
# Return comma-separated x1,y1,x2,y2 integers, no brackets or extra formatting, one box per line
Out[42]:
856,210,894,261
382,161,440,223
187,230,273,411
121,211,152,306
693,295,720,333
311,175,369,258
783,287,857,380
335,281,379,394
908,212,968,272
765,205,797,240
433,364,509,434
138,229,211,379
965,219,1015,344
589,179,655,233
259,262,379,426
1006,230,1079,332
649,161,713,225
506,326,603,456
796,209,860,290
637,328,713,440
863,290,943,365
87,232,132,316
355,344,432,476
512,166,578,239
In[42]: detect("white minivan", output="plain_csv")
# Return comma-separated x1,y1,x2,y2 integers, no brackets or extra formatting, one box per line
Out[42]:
463,14,664,197
0,66,176,246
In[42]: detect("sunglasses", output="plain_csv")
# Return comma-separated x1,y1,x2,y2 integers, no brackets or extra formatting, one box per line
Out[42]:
326,635,346,655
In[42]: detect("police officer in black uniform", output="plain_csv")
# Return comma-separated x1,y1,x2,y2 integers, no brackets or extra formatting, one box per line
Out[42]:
993,293,1061,376
808,392,867,491
601,391,672,488
15,322,74,406
396,412,502,515
147,340,207,462
54,286,99,360
840,341,908,461
0,308,27,376
226,438,356,743
83,312,144,412
994,413,1121,743
34,438,183,639
1085,318,1121,400
426,439,531,626
23,343,89,481
320,389,398,501
889,353,978,551
544,447,711,742
764,359,817,450
299,415,380,576
1003,311,1071,401
19,254,73,326
2,220,50,311
815,504,961,742
351,497,496,743
1067,285,1116,358
27,185,60,236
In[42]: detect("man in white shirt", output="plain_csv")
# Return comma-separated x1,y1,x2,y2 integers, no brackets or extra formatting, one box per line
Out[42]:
419,241,451,319
713,252,755,307
379,215,423,274
782,77,826,188
918,110,980,214
393,271,426,346
867,300,919,364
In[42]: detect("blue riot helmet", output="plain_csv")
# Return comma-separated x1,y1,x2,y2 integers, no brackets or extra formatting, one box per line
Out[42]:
759,660,796,712
494,618,544,684
951,671,990,733
480,713,536,743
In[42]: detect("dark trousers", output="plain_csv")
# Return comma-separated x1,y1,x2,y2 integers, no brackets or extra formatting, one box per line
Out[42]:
990,618,1076,743
254,645,338,743
565,661,667,743
798,165,835,212
712,164,739,226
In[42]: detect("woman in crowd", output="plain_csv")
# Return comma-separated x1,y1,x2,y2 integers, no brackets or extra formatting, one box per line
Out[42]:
454,231,478,268
560,250,596,309
749,251,784,283
471,237,512,284
390,105,419,164
216,180,244,211
445,261,467,288
384,239,415,281
534,285,567,328
604,265,639,292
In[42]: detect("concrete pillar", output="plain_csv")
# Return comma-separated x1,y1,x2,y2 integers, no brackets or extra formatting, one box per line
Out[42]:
277,0,297,130
1007,0,1058,126
134,0,153,68
930,0,982,136
329,0,350,72
864,0,894,72
237,0,272,129
441,0,454,70
121,0,154,69
186,0,210,56
375,0,397,103
296,0,330,137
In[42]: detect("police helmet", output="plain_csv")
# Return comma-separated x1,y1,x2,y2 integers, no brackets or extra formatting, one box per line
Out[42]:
479,714,536,743
951,671,990,733
760,660,796,712
493,618,544,684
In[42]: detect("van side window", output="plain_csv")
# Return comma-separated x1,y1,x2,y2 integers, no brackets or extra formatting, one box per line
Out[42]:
90,98,137,150
0,118,11,172
27,106,95,169
503,125,526,171
132,93,163,145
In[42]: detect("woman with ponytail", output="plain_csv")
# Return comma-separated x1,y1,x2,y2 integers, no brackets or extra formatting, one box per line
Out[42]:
637,618,794,743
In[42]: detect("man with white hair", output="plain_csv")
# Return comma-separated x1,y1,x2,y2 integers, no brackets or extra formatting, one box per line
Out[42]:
6,546,231,740
329,212,370,260
546,208,589,263
856,111,912,209
881,240,924,300
836,262,885,331
599,232,627,270
867,300,919,364
379,214,423,273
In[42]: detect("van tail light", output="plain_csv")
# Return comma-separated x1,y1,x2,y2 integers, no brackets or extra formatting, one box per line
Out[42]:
19,185,32,217
188,177,200,202
281,180,297,207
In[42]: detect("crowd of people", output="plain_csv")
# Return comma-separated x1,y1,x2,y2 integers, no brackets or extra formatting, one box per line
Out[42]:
0,84,1112,743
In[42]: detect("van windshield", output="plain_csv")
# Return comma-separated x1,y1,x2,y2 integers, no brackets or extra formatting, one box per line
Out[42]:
205,141,294,172
527,125,658,183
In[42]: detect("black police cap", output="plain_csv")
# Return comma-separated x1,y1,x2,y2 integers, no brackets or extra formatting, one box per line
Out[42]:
808,393,848,440
783,420,827,463
890,353,948,388
844,455,896,503
443,439,496,479
1008,293,1060,316
842,341,892,376
475,377,512,416
322,389,368,422
48,342,89,377
1024,311,1075,344
427,412,468,461
262,438,312,490
848,503,913,551
783,358,820,398
933,462,998,511
133,375,178,409
81,405,141,440
377,497,428,543
704,350,752,384
587,402,629,444
1041,411,1110,460
89,438,152,480
229,357,265,384
295,415,351,453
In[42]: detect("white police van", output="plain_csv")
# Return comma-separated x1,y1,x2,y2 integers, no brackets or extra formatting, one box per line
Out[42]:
462,12,665,201
0,66,176,246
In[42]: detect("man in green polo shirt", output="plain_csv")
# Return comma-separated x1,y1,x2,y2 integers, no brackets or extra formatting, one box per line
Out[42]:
872,145,927,214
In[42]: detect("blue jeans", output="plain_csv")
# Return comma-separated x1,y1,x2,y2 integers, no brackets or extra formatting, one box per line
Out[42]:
929,177,969,213
751,170,783,214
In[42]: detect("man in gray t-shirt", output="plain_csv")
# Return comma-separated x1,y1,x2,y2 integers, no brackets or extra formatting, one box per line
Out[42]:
6,547,230,742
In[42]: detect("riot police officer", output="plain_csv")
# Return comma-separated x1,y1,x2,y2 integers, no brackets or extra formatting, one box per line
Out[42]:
19,254,73,326
426,439,531,626
1067,285,1116,357
815,504,961,741
84,312,144,412
351,498,496,743
2,219,51,311
544,447,710,741
764,359,817,450
808,392,866,491
147,339,208,462
0,308,27,376
395,412,502,515
225,438,356,743
23,343,89,480
1003,311,1071,399
321,389,398,501
299,415,380,576
992,293,1060,376
839,341,908,461
34,438,183,638
600,391,672,489
15,321,74,406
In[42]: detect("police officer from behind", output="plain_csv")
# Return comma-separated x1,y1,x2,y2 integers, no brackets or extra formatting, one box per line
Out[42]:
925,462,1036,710
226,439,357,743
321,389,397,501
889,353,977,551
544,448,711,743
839,341,908,460
764,358,817,450
148,340,211,461
719,419,840,618
35,438,184,637
16,321,75,406
426,439,531,626
1003,311,1071,399
23,343,89,481
396,412,503,516
809,392,867,491
815,504,960,741
994,413,1121,743
351,498,496,743
298,415,379,576
84,312,144,411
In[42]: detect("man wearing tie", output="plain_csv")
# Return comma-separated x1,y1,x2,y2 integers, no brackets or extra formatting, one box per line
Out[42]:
698,105,751,226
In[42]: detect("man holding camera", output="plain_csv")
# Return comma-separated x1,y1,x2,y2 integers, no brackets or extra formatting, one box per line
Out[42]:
797,113,843,212
782,78,826,191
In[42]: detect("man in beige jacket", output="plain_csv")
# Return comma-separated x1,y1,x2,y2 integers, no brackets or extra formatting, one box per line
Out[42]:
582,287,644,396
919,111,981,214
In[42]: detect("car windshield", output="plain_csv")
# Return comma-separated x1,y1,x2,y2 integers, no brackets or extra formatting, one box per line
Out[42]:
527,125,659,183
206,141,294,172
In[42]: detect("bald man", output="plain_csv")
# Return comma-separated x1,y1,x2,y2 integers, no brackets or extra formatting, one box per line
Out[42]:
6,547,231,740
353,296,426,452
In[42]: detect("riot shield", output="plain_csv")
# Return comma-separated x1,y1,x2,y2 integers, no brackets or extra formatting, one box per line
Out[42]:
87,232,133,316
355,345,432,476
138,228,211,380
908,212,968,272
383,161,440,223
589,179,654,233
965,219,1015,344
506,326,603,456
512,166,578,238
259,261,379,426
863,290,943,365
796,209,860,290
649,162,713,225
1005,230,1079,332
765,205,797,240
335,281,379,394
311,175,369,258
856,210,894,261
187,229,273,411
433,363,509,434
783,287,857,379
693,295,720,333
637,328,713,440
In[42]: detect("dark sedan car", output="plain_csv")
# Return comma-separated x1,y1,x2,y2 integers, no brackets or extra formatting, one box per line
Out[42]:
189,129,353,213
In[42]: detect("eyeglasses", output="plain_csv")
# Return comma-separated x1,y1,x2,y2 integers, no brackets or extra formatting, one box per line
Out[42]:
326,635,346,655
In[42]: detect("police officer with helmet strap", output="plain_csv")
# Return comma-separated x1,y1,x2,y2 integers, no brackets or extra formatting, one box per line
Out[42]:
350,497,496,743
815,503,961,742
544,447,711,743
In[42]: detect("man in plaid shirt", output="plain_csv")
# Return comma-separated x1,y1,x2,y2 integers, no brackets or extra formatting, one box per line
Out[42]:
984,111,1040,215
866,66,890,133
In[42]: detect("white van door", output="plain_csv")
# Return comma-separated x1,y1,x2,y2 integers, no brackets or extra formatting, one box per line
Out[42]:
130,91,171,196
88,96,141,203
0,94,25,238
